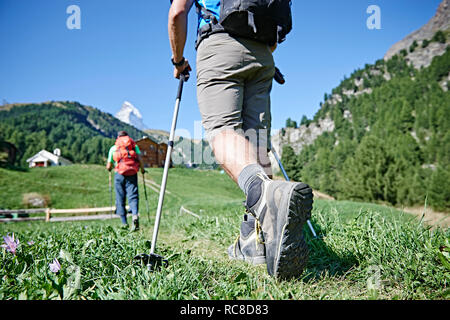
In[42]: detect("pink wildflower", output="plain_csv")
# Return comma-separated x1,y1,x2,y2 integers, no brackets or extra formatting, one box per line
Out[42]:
1,233,19,255
49,258,61,273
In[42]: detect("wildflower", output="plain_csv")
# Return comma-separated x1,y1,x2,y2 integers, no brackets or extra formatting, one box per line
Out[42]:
49,258,61,273
27,241,35,246
1,233,20,255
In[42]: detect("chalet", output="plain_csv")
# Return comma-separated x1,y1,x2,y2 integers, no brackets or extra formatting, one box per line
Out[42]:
135,136,168,168
26,149,72,168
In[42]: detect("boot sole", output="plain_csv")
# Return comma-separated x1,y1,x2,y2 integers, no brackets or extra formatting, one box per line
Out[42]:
267,182,313,280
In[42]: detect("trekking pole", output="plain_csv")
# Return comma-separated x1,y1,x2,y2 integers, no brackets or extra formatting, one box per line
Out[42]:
134,70,189,271
109,171,113,219
271,147,318,238
141,171,150,223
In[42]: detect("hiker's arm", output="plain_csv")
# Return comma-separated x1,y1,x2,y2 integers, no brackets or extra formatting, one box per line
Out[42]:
137,154,145,174
106,147,113,171
168,0,193,78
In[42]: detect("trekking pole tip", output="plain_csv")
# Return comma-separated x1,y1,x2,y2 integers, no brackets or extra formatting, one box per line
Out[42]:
134,253,169,272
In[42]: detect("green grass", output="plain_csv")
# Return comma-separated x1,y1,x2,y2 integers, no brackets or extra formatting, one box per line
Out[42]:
0,165,449,300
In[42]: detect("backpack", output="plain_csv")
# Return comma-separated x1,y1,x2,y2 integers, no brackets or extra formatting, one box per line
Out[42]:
195,0,292,48
113,136,140,176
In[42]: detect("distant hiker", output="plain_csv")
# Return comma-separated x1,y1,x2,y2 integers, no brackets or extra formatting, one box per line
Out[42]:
106,131,145,231
168,1,314,279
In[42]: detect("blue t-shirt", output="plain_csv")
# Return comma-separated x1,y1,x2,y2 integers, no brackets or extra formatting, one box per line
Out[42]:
196,0,220,30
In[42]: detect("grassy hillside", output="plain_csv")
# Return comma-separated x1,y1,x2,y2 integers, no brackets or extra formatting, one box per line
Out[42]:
0,166,448,300
0,165,238,211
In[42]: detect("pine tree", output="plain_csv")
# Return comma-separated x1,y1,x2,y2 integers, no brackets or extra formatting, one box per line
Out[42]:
285,118,297,128
338,135,392,202
281,145,300,181
428,166,450,211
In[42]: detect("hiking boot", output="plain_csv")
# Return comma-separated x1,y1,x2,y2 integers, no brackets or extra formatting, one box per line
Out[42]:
245,173,313,279
131,215,140,232
228,214,266,265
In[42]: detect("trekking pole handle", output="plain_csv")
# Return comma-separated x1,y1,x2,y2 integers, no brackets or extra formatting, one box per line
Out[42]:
274,67,285,85
177,69,190,100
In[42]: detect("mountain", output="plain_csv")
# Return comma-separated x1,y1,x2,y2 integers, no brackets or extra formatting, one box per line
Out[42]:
385,0,449,69
274,1,450,211
115,101,148,131
0,101,147,166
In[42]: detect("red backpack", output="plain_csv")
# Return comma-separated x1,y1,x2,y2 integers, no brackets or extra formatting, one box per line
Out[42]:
113,136,140,176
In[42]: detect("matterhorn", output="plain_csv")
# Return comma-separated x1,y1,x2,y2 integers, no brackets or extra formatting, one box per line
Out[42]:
115,101,147,130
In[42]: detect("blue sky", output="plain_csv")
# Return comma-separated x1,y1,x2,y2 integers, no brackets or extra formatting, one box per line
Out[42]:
0,0,442,139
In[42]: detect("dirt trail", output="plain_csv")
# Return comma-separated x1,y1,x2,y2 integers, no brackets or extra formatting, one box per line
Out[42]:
401,207,449,229
275,176,448,229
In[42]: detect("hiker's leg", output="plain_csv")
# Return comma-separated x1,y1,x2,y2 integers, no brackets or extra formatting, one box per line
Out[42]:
210,129,258,182
241,39,275,178
114,173,128,224
126,174,140,231
197,33,249,182
197,33,312,278
239,50,312,279
260,149,273,179
197,33,275,184
125,174,139,217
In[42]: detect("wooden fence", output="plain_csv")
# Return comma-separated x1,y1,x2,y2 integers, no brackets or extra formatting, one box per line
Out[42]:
0,206,129,222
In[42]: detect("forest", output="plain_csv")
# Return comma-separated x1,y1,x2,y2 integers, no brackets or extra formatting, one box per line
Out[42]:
0,101,147,166
282,47,450,211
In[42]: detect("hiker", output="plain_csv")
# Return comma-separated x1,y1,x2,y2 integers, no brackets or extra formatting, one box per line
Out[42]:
106,131,145,231
168,1,314,279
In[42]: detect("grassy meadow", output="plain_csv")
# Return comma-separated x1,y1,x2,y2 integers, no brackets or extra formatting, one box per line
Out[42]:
0,165,448,300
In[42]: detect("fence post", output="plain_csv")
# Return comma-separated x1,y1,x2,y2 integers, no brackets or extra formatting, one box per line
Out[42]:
45,208,51,222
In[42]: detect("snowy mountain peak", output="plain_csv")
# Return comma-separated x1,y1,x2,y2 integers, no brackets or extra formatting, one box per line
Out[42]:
115,101,147,130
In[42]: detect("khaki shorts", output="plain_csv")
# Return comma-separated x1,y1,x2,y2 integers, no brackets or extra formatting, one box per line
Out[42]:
196,32,275,149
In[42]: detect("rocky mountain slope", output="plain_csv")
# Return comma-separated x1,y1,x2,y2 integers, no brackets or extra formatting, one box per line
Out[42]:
385,0,449,68
273,1,449,161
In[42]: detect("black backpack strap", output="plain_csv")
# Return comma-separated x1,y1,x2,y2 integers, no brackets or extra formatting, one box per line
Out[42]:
247,11,257,34
194,0,218,24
